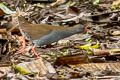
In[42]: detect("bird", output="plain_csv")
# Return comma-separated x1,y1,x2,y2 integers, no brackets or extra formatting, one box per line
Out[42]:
17,16,88,58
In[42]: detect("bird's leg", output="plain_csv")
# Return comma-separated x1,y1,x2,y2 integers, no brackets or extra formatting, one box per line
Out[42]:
31,45,40,58
17,36,26,53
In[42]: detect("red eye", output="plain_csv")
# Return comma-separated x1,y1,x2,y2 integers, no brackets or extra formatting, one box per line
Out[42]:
84,28,88,32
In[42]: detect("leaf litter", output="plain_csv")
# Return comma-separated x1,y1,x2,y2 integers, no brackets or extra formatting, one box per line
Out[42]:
0,0,120,80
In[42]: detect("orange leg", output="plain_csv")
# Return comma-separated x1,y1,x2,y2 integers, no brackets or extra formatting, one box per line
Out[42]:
17,36,26,53
32,45,40,58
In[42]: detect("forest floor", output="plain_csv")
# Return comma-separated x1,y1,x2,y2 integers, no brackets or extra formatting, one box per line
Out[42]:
0,0,120,80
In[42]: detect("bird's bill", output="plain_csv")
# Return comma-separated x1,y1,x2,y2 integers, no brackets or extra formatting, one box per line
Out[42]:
84,27,88,32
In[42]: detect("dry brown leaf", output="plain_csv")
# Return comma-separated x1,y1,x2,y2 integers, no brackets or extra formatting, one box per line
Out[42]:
70,62,120,72
50,0,66,6
0,29,7,34
54,54,88,66
112,0,120,6
91,48,120,56
17,58,56,75
90,49,110,55
66,6,80,16
109,29,120,36
0,66,11,78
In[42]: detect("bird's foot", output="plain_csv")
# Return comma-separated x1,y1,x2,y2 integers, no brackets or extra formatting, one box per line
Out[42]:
32,46,40,58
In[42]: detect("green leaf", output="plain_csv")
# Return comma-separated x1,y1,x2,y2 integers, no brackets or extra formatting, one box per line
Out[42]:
85,37,91,42
0,3,16,14
93,0,100,5
109,48,120,53
76,40,99,50
91,40,99,49
79,42,91,50
13,64,29,74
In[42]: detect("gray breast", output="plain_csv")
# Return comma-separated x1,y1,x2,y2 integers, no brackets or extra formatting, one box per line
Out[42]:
32,30,75,47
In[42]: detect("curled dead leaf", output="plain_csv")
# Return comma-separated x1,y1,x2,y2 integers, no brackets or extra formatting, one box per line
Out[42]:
112,0,120,6
14,58,56,75
90,48,109,56
50,0,66,6
54,54,88,66
109,29,120,36
90,48,120,56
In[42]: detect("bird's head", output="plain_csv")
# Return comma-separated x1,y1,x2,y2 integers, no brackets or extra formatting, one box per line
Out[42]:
18,16,26,24
17,16,31,25
74,25,88,33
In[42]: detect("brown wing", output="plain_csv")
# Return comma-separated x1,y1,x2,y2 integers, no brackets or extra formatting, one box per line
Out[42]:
20,24,54,40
